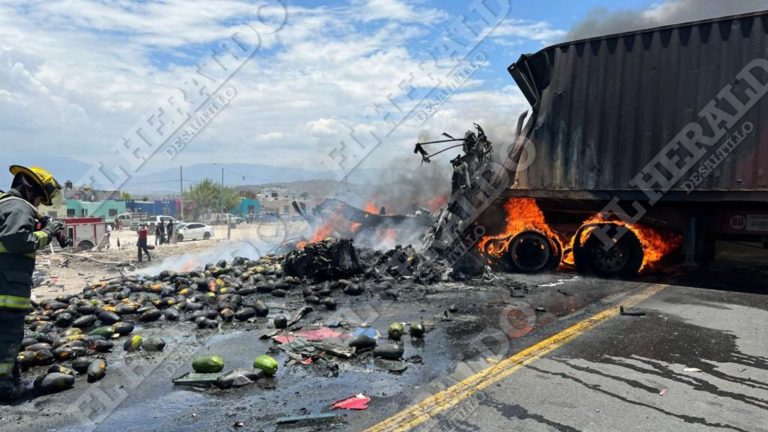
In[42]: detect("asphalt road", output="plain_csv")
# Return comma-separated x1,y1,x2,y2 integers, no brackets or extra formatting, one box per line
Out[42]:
3,270,766,432
363,277,768,432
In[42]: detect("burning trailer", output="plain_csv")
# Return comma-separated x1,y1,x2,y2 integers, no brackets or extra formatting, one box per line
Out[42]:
418,11,768,277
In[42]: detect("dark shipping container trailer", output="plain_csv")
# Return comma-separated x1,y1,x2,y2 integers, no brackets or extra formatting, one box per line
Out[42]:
501,10,768,275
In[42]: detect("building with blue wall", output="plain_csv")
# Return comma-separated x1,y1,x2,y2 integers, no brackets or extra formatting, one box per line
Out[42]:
126,199,181,217
231,198,260,217
66,199,126,218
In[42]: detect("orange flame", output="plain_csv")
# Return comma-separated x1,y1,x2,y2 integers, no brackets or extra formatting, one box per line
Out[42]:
426,195,449,213
479,198,682,273
477,198,564,260
576,214,683,271
309,221,335,243
299,200,386,247
363,201,379,214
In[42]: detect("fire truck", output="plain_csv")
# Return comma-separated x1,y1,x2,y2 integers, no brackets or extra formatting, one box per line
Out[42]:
62,217,109,251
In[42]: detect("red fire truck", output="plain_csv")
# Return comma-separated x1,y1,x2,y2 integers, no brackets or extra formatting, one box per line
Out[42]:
62,217,109,251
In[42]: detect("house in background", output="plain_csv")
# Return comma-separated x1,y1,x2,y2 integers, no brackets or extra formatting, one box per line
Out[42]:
232,197,260,218
66,199,126,219
38,193,67,218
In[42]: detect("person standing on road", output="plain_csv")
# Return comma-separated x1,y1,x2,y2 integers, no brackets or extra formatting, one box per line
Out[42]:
138,224,151,262
166,220,174,244
0,165,63,401
155,222,165,246
105,223,112,250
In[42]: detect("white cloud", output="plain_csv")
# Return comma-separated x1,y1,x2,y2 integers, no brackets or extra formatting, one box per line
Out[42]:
0,0,556,178
255,131,284,140
306,118,343,137
490,19,567,47
354,0,446,23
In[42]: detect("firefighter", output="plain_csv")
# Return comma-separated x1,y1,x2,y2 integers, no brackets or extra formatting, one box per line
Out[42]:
0,165,63,401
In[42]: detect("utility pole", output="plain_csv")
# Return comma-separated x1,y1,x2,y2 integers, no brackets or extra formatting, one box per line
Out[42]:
179,166,184,221
220,167,224,217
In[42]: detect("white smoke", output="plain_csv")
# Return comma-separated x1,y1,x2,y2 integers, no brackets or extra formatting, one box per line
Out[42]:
133,236,290,275
566,0,768,41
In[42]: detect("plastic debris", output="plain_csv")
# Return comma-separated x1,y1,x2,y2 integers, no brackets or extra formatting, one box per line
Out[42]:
352,327,379,339
276,413,339,426
314,339,355,358
331,394,371,410
172,369,264,388
217,369,264,388
172,372,223,387
273,327,347,344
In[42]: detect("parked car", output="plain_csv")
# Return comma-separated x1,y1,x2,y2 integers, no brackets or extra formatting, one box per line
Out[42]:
106,212,133,230
176,223,213,241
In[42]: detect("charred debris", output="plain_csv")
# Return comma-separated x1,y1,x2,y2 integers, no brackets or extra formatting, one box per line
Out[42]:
19,124,510,399
19,237,480,397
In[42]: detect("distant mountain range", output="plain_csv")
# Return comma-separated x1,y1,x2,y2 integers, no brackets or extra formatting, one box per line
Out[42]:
125,162,340,193
0,156,93,189
0,156,392,193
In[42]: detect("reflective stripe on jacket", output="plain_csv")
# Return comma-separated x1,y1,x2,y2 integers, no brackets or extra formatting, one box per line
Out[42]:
0,190,42,305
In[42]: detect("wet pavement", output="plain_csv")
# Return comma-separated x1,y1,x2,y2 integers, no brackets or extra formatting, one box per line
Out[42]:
406,281,768,432
2,271,767,432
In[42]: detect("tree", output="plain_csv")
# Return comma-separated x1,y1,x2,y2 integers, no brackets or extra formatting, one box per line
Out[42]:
184,178,240,219
121,191,132,200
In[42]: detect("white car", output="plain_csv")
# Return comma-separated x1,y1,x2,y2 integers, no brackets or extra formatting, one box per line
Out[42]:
176,223,213,241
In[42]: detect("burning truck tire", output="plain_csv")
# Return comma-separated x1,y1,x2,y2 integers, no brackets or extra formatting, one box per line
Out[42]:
501,231,561,274
573,223,644,278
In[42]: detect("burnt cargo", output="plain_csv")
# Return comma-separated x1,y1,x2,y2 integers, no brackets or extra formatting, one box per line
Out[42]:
509,11,768,201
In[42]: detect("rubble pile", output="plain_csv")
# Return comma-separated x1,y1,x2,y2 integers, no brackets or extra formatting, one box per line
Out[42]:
283,238,361,279
17,238,466,397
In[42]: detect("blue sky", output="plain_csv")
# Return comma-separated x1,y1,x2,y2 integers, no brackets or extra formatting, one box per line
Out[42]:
0,0,764,188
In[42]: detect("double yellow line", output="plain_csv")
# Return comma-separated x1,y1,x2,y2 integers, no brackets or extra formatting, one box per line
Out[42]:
365,284,667,432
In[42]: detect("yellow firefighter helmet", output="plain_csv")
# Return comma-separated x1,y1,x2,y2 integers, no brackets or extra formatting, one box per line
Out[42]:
9,165,62,206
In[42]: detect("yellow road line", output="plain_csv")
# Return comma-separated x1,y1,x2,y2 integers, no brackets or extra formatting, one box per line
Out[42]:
365,283,668,432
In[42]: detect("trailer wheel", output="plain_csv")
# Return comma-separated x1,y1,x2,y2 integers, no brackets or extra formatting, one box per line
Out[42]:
76,240,94,251
176,234,184,242
574,224,643,277
504,231,561,273
203,232,211,240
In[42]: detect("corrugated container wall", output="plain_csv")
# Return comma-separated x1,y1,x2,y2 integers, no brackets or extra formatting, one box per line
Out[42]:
509,12,768,198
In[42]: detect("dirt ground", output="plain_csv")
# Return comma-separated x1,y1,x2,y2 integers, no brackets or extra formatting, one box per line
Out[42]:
33,221,308,301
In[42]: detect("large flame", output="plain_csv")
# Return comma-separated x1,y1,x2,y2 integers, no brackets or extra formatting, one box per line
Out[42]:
297,213,349,249
298,200,387,248
479,197,682,272
575,214,683,271
477,198,564,260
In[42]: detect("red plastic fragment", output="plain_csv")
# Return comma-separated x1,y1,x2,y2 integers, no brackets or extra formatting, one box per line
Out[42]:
331,394,370,410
